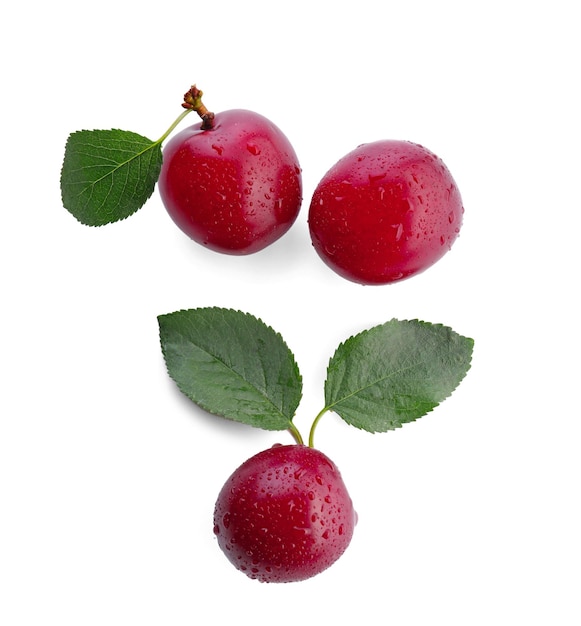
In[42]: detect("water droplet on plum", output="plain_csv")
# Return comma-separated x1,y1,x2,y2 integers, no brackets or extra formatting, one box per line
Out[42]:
392,223,404,242
246,142,261,156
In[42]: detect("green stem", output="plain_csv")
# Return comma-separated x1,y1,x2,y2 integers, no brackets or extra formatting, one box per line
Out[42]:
288,423,304,446
155,108,193,145
308,407,329,448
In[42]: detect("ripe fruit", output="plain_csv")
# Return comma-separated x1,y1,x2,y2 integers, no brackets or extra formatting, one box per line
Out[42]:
213,444,357,583
308,140,464,284
158,89,302,254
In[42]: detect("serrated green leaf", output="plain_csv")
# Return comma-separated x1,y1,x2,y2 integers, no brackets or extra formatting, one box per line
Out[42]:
324,319,474,433
60,129,162,226
158,308,302,432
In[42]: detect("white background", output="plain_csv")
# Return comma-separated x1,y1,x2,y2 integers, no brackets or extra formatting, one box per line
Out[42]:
1,1,579,624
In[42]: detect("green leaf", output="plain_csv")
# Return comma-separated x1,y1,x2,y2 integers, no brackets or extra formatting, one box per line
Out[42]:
60,129,163,226
324,319,474,433
158,308,303,432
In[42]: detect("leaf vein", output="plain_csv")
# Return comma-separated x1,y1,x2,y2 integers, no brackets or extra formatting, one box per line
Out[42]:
327,359,426,411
